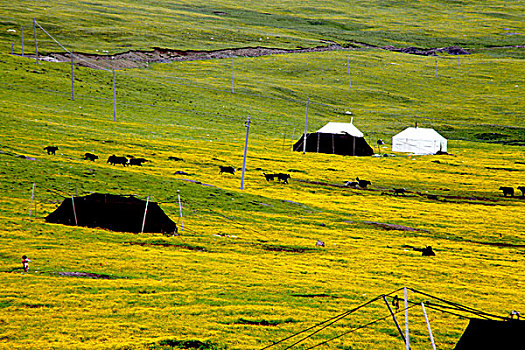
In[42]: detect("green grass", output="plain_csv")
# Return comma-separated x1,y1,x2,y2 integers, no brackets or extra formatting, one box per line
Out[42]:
0,1,524,349
1,0,524,53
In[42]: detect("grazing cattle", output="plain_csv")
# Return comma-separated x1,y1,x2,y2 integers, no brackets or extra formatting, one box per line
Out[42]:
219,166,235,175
263,172,277,182
84,152,99,161
518,186,525,197
421,246,436,256
128,158,148,166
276,173,291,184
44,146,58,155
356,177,371,188
499,186,514,197
107,155,128,166
344,181,359,188
394,188,407,196
316,240,325,247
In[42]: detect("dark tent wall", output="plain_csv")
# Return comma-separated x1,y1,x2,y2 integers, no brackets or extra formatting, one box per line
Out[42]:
45,193,177,234
292,132,374,156
453,319,525,350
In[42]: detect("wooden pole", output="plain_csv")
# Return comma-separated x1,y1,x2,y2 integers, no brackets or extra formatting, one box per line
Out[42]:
71,195,78,226
421,302,437,350
302,98,309,154
71,54,75,101
177,190,183,232
404,287,410,350
33,18,38,64
382,295,407,344
11,43,13,55
112,69,116,121
434,57,438,78
240,115,251,190
141,196,150,233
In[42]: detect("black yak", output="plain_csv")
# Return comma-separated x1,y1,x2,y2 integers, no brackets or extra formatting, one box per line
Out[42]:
84,153,99,161
276,173,291,184
129,158,148,166
44,146,58,155
499,186,514,197
219,166,235,175
394,188,407,196
356,177,371,188
263,173,277,182
107,155,128,166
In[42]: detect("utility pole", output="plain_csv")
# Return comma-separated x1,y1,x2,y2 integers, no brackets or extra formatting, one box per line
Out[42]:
302,98,309,154
21,25,24,56
112,69,117,121
240,115,251,190
177,190,183,232
231,58,235,93
71,54,75,101
347,56,352,88
33,18,38,64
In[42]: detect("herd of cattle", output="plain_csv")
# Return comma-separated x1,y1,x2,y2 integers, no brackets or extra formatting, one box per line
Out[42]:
44,146,524,195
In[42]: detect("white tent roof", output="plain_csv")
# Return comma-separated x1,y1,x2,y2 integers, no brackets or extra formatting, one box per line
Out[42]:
393,127,446,140
316,122,364,137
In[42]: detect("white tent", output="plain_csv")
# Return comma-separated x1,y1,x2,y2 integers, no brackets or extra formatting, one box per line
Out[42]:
392,127,447,155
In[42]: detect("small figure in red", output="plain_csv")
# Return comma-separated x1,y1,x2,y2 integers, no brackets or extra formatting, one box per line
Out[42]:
22,255,31,272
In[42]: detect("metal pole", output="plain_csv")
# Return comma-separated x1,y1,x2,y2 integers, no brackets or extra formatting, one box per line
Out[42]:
231,57,235,93
177,190,183,232
347,56,351,88
404,287,410,350
71,195,78,226
141,196,150,233
434,57,438,78
21,25,24,56
240,115,251,190
421,302,437,350
11,43,13,55
382,295,407,344
458,56,461,73
302,98,309,154
70,54,75,101
112,69,116,122
33,18,38,64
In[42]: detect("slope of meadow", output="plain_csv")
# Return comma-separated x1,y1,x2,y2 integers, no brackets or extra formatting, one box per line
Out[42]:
0,1,524,350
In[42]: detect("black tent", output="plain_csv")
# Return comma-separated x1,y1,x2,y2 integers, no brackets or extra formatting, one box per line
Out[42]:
292,122,374,156
45,193,177,234
453,319,525,350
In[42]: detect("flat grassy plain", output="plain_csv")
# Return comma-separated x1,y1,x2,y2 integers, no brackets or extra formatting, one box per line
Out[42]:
0,1,524,349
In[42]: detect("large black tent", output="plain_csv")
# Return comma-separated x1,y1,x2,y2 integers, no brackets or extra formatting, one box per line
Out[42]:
453,318,525,350
45,193,177,234
292,122,374,156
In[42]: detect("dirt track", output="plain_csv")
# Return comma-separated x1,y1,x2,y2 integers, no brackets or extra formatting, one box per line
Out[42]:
39,44,475,70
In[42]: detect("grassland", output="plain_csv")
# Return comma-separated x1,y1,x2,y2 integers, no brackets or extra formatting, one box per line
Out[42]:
1,1,524,349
